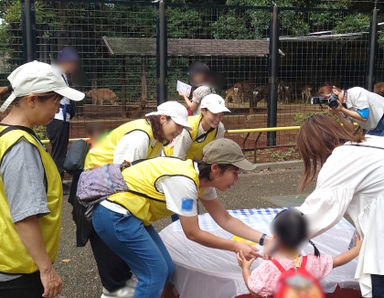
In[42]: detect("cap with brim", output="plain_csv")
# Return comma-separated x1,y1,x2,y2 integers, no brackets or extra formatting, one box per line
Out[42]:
145,101,192,130
205,104,230,114
0,61,84,112
200,94,230,114
202,138,256,171
55,86,85,102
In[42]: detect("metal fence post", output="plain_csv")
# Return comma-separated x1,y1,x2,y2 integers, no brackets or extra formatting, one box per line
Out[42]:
367,1,378,91
21,0,37,62
156,0,168,105
267,5,279,146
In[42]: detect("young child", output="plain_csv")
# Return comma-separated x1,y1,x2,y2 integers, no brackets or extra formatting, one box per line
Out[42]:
237,209,362,298
86,122,107,148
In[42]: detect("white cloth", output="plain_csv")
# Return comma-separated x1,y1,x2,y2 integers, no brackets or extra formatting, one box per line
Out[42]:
159,208,359,298
345,87,384,130
54,73,71,122
171,122,225,160
113,130,160,164
192,86,214,115
297,135,384,297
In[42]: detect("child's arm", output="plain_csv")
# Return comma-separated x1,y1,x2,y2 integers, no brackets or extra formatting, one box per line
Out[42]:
179,91,198,111
333,234,362,268
237,251,264,298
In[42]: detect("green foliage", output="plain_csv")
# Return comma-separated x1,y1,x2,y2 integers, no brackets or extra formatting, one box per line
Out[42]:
333,13,370,34
33,125,47,140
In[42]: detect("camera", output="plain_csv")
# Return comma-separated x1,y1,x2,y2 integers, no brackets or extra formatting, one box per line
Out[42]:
310,94,339,109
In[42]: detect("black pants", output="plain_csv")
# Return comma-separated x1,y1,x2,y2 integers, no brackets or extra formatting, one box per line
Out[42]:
0,271,44,298
46,119,70,178
89,228,132,292
372,274,384,298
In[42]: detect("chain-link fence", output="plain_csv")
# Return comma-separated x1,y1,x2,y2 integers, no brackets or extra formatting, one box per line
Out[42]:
0,0,382,161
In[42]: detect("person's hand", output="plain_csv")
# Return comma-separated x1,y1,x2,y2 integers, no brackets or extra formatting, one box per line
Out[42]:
237,250,255,270
40,266,63,298
335,100,343,112
178,91,187,98
354,234,363,250
235,241,261,259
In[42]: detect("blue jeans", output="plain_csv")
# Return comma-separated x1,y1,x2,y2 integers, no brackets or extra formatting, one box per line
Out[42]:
92,204,174,298
367,116,384,136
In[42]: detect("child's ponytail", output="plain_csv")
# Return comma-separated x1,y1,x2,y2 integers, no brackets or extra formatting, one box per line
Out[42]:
309,239,320,257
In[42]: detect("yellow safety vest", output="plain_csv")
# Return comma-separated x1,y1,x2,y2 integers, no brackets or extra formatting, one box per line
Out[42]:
107,157,200,225
84,119,163,169
0,125,62,274
164,115,218,161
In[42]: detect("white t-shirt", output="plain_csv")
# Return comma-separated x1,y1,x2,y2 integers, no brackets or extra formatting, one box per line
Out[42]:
297,135,384,297
157,165,217,217
345,87,384,130
101,162,217,217
170,122,225,160
113,130,160,164
54,73,71,122
192,86,214,116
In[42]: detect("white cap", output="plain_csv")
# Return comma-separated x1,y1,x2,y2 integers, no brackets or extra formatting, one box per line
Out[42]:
145,101,192,130
0,60,85,112
200,94,230,114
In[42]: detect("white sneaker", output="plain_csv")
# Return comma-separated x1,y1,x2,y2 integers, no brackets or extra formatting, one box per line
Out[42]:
125,274,138,290
101,286,135,298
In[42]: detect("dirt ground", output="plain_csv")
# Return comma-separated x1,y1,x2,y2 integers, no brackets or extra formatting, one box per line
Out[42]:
56,165,315,298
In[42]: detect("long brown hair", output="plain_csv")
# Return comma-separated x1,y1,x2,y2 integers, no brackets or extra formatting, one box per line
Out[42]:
146,115,171,144
297,114,365,192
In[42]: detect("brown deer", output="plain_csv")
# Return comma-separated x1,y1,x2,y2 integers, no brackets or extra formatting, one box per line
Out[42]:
277,81,292,104
225,86,241,104
301,85,312,103
86,88,117,105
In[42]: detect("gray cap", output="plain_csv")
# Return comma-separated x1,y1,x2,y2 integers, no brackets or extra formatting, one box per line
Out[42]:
202,139,256,171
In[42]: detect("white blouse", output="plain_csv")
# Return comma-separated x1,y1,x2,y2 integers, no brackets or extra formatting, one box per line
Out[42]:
297,135,384,297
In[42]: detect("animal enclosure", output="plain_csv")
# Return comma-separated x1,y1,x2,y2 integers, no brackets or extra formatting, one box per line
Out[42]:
0,0,383,150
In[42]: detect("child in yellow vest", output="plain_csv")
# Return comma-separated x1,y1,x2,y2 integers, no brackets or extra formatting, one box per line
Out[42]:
92,138,268,298
164,94,230,161
0,61,84,298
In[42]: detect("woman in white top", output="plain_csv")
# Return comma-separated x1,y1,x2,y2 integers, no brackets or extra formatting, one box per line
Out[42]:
294,114,384,297
164,94,229,161
318,84,384,135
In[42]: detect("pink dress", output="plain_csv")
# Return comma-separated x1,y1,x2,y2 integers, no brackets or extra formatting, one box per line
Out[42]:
247,254,333,297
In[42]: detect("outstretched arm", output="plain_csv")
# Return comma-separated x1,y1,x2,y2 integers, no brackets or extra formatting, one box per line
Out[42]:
333,234,362,268
237,251,264,298
201,198,266,244
179,215,260,260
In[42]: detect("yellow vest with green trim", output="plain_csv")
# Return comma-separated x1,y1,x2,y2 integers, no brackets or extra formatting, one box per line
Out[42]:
164,115,217,161
107,157,199,225
0,126,62,274
84,119,163,169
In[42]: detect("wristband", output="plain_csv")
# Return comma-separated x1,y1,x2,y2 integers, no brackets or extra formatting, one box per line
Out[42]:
259,233,267,246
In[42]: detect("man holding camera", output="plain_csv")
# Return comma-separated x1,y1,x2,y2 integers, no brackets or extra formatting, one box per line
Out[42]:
318,84,384,135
